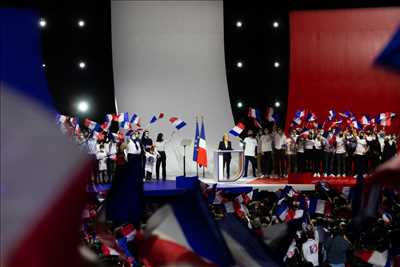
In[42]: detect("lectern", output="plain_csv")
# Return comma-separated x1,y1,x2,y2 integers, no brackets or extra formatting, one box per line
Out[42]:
213,150,244,182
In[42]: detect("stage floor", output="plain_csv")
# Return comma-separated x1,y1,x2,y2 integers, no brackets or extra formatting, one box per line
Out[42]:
89,174,357,196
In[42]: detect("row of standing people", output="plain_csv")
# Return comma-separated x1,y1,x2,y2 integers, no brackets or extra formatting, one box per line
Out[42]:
77,130,173,184
241,127,398,178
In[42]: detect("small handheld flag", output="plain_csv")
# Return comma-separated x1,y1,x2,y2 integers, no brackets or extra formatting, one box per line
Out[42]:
169,117,186,130
229,122,245,137
328,109,336,121
149,113,164,124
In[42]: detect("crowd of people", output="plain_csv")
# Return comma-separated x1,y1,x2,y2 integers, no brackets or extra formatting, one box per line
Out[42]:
240,127,398,179
70,129,174,184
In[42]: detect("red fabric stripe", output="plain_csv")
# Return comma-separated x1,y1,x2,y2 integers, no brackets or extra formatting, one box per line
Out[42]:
139,236,217,267
7,161,92,267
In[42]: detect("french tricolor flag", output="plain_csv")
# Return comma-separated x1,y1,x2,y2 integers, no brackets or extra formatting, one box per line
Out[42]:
361,115,371,126
328,109,336,121
101,244,120,256
377,112,396,127
351,119,361,130
150,113,164,124
276,202,289,221
84,118,102,132
1,9,92,267
292,109,305,125
56,114,68,124
266,107,275,122
120,224,136,242
308,199,331,215
120,112,131,129
169,117,186,130
306,112,317,122
229,122,245,137
139,193,234,267
130,113,140,126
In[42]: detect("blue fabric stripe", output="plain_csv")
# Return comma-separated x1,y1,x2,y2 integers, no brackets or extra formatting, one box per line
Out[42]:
0,8,54,111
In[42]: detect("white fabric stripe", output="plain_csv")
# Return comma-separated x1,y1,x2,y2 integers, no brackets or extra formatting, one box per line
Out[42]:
222,230,262,267
1,89,87,263
145,205,192,252
198,138,206,149
315,200,326,214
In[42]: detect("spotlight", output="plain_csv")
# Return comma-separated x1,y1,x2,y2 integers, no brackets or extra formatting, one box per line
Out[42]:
236,21,243,28
42,63,46,68
273,21,279,28
39,18,47,28
236,61,243,68
78,61,86,69
274,61,280,68
275,101,281,108
78,19,85,27
77,101,89,113
237,101,243,108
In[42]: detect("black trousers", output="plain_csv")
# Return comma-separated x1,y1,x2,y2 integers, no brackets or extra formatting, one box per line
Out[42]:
354,154,367,176
262,151,273,175
297,152,305,173
304,149,314,172
336,153,346,176
223,157,231,178
313,149,323,173
274,149,286,176
244,156,257,177
156,151,166,180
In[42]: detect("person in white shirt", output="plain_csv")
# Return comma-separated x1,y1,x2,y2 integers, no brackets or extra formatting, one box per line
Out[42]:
243,130,258,177
87,132,99,182
302,230,319,266
335,132,346,177
354,131,369,177
154,131,175,181
273,128,287,177
96,144,108,184
286,130,298,175
313,134,323,177
107,137,118,182
323,132,335,177
144,145,159,181
260,128,273,177
304,133,315,172
296,135,305,173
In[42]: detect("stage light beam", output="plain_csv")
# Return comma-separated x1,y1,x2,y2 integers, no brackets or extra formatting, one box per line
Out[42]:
78,19,85,27
77,101,89,113
237,101,243,108
78,61,86,69
236,21,243,28
274,61,280,68
236,61,243,68
39,18,47,28
273,21,279,28
275,101,281,108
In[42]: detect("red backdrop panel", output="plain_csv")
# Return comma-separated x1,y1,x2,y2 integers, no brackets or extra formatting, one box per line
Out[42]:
286,8,400,132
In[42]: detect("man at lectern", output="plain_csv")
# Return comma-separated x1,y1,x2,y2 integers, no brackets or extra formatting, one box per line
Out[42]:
218,133,233,179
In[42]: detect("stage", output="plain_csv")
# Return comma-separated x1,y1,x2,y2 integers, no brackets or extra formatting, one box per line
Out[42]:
89,173,357,197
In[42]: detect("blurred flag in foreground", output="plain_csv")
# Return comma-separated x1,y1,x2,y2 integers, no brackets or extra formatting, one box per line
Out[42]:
1,9,91,267
229,122,245,137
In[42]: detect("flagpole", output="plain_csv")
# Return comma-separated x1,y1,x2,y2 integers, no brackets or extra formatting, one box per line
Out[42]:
201,116,205,178
196,116,199,177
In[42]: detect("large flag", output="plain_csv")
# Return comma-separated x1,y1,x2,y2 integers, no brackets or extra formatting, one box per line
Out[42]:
248,107,262,128
169,117,187,130
229,122,245,137
219,214,281,267
84,118,102,132
197,119,208,167
139,192,235,267
120,112,131,129
375,26,400,71
377,112,396,127
1,9,91,267
193,118,199,162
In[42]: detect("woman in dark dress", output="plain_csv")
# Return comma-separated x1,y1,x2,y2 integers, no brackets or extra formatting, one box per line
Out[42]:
106,130,144,228
218,133,233,179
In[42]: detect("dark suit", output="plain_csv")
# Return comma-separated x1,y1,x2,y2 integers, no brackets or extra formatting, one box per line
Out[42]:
218,141,232,178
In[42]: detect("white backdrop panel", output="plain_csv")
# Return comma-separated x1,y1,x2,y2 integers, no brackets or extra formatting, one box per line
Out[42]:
111,0,236,176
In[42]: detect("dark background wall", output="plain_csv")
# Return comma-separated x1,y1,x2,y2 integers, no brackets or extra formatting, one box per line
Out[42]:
2,0,399,124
